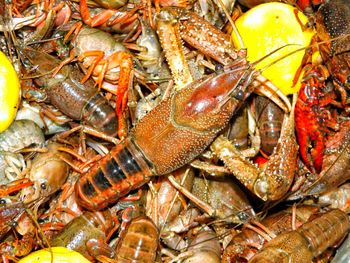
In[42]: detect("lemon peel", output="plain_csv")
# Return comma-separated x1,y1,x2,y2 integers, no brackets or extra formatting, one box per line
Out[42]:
232,2,315,95
18,247,91,263
0,51,20,132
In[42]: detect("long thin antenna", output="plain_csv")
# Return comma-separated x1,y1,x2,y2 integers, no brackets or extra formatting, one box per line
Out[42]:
215,0,245,49
251,44,302,69
259,33,350,72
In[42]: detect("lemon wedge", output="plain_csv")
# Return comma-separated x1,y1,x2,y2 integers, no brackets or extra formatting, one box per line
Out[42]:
18,247,91,263
232,2,315,95
0,51,20,132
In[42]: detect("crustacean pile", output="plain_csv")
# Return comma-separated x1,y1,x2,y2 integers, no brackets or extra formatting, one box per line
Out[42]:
0,0,349,261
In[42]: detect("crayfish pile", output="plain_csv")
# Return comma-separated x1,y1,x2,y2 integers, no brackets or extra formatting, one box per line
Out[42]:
0,0,349,262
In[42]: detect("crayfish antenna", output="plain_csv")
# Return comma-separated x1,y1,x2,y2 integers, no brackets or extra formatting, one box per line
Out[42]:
252,43,302,70
215,0,245,50
258,33,350,73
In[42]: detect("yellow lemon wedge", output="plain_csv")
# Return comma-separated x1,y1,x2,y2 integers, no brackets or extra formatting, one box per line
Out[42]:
232,2,315,95
18,247,91,263
0,51,20,132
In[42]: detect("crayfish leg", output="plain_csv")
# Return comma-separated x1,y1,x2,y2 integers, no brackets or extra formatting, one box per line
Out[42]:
80,0,114,27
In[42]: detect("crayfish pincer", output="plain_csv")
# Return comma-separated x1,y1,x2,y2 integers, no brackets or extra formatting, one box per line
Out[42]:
75,59,259,210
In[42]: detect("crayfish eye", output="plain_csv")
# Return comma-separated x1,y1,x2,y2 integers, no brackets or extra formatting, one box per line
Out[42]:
346,74,350,85
234,89,245,101
237,212,249,221
37,218,46,223
40,182,47,190
0,198,6,204
215,64,224,73
9,221,18,228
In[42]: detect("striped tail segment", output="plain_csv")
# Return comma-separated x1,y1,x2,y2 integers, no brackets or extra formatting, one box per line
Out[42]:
116,216,159,262
75,137,155,210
